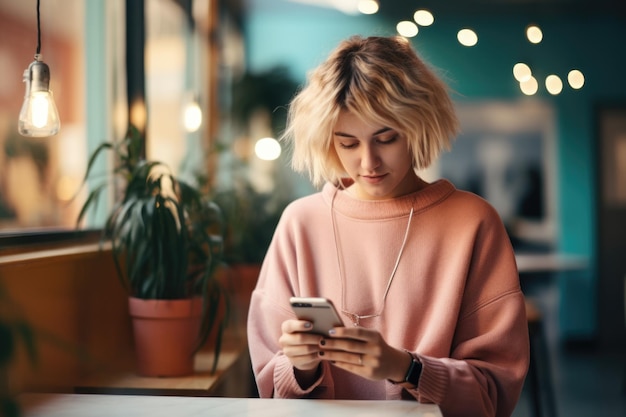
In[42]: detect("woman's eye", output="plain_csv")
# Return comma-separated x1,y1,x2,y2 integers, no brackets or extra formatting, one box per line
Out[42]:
339,142,358,149
377,135,398,145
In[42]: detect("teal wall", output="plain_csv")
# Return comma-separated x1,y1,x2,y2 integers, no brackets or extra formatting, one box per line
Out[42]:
243,5,626,340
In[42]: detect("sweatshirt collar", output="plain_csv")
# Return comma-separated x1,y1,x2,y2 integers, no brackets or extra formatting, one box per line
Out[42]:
322,178,456,220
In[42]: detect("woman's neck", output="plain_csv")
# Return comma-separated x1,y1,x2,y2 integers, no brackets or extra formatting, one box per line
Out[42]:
344,173,427,200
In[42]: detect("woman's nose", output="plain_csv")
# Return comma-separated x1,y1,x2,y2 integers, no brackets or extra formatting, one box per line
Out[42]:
361,145,381,170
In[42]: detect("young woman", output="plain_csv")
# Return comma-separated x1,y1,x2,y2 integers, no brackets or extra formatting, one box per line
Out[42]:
247,35,529,417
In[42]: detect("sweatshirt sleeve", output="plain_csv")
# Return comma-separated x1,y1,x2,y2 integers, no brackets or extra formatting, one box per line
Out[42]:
247,207,337,398
248,288,336,398
407,207,530,417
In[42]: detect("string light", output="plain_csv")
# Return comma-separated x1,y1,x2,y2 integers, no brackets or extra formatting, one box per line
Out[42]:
358,0,379,15
520,76,539,95
568,69,585,89
457,29,478,47
526,25,543,44
413,10,434,26
365,4,587,96
513,63,532,82
545,74,563,95
397,21,418,38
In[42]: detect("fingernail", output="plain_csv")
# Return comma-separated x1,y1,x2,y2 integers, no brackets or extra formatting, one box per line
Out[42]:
318,351,325,356
328,329,336,336
303,322,312,328
320,339,326,346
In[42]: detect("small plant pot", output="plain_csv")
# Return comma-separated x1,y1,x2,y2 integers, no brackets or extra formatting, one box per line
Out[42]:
128,297,202,377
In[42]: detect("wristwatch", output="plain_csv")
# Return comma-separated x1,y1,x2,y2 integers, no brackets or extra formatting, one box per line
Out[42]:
392,351,422,389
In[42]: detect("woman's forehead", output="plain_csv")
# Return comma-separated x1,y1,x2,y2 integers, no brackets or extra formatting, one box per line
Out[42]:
335,109,382,128
334,110,394,135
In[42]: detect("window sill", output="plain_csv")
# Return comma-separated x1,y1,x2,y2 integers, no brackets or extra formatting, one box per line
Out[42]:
0,240,111,268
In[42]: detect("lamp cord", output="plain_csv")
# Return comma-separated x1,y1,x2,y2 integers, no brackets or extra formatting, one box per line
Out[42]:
36,0,41,55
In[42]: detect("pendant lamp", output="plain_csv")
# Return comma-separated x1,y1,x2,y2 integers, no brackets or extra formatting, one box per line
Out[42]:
18,0,60,137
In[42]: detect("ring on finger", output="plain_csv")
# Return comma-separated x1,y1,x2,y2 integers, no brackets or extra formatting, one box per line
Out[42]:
358,354,363,366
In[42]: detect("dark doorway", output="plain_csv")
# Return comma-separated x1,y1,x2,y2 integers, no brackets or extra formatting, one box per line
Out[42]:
596,105,626,350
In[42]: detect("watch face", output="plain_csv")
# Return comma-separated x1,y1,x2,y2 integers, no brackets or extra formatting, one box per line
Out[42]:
406,359,422,385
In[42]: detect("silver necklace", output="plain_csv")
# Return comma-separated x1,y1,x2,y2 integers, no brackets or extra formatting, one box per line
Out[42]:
331,190,415,326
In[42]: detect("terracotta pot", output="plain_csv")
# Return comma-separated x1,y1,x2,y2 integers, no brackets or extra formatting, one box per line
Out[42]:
128,297,202,377
231,263,261,310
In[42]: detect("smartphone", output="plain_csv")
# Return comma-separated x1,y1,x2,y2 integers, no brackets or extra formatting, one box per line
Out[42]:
289,297,344,335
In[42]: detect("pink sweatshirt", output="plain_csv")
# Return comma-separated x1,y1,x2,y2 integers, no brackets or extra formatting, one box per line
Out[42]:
247,179,529,417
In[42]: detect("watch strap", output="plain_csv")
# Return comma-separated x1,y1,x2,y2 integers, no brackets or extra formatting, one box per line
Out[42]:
391,350,422,389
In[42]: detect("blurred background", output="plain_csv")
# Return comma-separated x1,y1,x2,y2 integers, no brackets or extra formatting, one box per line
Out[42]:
0,0,625,415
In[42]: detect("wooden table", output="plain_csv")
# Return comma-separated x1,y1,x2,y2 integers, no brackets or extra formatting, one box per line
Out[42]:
19,393,443,417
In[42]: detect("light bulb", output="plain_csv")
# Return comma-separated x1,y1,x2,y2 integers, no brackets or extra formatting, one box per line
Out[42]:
457,29,478,47
357,0,378,15
545,74,563,95
568,69,585,89
413,10,434,26
183,100,202,132
397,21,419,38
513,63,532,82
18,55,60,137
254,137,281,161
526,25,543,44
520,76,539,95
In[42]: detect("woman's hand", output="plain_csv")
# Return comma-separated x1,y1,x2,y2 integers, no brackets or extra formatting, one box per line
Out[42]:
319,326,412,382
279,319,325,371
279,319,326,387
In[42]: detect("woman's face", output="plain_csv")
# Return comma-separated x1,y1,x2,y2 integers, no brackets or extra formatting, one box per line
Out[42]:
333,110,418,200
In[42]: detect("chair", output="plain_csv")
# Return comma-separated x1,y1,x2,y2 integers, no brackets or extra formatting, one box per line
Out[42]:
525,298,558,417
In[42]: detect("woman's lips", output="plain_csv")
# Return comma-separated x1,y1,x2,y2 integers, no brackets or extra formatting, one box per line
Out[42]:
361,174,387,184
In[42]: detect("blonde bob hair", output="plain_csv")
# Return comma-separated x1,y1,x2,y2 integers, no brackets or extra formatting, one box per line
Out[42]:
282,35,459,188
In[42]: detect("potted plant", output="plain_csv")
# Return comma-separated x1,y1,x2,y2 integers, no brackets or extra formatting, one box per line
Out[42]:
77,126,228,377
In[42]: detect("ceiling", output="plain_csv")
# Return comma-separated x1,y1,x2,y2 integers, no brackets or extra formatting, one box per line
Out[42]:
3,0,623,39
242,0,626,20
378,0,626,18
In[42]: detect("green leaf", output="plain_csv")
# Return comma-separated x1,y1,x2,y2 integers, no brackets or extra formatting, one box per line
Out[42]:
0,323,14,366
75,182,108,226
0,398,20,417
14,321,37,364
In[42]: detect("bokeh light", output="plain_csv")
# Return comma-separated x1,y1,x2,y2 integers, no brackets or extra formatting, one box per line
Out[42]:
358,0,378,15
526,25,543,44
568,69,585,89
457,29,478,47
397,21,419,37
513,63,532,82
254,137,281,161
545,74,563,95
413,10,434,26
520,76,539,95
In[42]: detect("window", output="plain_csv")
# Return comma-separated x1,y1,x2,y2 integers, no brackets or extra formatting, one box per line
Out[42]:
0,0,215,240
0,0,87,234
